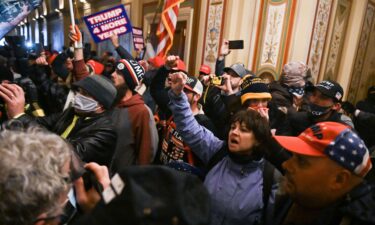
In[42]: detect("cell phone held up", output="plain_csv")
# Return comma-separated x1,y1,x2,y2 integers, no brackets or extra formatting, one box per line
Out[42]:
228,40,244,50
210,76,225,86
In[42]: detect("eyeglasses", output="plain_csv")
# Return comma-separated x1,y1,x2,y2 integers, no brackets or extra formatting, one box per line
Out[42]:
33,198,69,224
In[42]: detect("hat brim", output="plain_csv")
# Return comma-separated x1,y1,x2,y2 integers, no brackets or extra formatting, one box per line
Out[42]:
184,85,200,95
223,67,232,73
241,93,272,104
314,86,336,101
273,136,326,157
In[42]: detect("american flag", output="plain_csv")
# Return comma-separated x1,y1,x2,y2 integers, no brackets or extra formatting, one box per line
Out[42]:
156,0,184,58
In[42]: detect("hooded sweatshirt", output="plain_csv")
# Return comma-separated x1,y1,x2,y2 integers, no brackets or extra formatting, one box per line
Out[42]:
109,94,158,174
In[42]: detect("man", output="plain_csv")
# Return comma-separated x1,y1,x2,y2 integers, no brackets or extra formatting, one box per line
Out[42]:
160,74,216,176
288,80,353,135
269,61,308,110
198,64,211,83
0,75,117,166
0,128,111,225
272,122,374,224
201,63,247,139
109,58,158,173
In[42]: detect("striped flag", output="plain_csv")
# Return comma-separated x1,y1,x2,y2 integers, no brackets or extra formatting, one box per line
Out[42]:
156,0,184,58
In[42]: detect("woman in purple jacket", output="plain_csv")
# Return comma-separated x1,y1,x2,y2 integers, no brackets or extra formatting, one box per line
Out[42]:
167,72,277,225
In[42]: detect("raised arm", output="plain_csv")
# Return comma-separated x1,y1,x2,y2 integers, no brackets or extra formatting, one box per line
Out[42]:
168,72,224,163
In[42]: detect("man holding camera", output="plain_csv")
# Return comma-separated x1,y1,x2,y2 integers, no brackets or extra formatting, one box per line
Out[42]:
200,62,247,139
0,75,117,167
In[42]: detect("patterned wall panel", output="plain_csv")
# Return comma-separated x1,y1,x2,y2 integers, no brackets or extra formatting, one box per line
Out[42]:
307,0,333,82
323,0,351,81
201,0,226,71
252,0,296,80
347,2,375,103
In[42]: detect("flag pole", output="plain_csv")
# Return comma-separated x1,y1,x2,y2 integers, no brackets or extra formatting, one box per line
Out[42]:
68,0,78,48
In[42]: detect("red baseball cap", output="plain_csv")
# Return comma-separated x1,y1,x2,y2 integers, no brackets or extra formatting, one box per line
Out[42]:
148,56,165,68
274,122,372,177
199,64,211,75
87,60,104,75
175,59,186,71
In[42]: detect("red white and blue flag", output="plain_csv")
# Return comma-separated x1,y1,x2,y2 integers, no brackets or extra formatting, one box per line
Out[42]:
156,0,184,58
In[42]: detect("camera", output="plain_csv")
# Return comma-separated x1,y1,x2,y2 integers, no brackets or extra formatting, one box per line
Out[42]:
82,169,103,193
210,76,225,86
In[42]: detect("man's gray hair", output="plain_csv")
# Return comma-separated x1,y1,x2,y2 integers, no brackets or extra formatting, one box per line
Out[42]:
0,128,72,225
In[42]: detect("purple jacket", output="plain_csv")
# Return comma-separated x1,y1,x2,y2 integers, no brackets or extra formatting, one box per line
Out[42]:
168,90,276,225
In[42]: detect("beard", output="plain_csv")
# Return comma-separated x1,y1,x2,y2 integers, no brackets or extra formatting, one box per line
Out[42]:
114,83,128,105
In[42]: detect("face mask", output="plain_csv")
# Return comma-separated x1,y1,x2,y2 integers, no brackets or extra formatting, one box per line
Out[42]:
308,103,332,117
73,93,98,113
249,106,268,111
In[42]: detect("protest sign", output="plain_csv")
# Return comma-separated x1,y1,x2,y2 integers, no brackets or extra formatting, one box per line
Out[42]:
83,5,132,43
132,27,145,51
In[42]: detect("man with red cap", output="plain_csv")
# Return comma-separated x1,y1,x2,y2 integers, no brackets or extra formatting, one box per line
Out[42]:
149,55,217,168
198,64,211,83
270,122,374,225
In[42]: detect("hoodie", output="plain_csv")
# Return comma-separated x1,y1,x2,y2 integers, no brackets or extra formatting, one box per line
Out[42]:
109,94,158,174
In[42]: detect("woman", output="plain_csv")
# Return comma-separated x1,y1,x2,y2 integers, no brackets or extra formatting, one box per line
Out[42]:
167,72,277,225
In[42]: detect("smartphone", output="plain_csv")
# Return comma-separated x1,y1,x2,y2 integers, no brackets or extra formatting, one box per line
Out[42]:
228,40,244,50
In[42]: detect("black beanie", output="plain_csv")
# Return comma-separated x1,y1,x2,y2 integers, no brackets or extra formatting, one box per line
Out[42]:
73,75,117,109
51,53,70,80
241,76,272,104
115,59,145,90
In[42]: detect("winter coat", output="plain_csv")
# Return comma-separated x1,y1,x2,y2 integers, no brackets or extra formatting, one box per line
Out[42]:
14,107,117,166
168,90,277,225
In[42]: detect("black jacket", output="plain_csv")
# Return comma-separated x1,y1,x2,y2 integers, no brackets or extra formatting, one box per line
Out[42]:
269,181,375,225
14,107,117,166
29,64,69,115
354,111,375,150
269,81,293,108
288,110,348,136
356,99,375,114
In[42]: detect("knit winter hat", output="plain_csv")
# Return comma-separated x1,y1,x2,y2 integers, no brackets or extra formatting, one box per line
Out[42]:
73,75,117,109
241,76,272,104
116,59,145,91
280,61,308,87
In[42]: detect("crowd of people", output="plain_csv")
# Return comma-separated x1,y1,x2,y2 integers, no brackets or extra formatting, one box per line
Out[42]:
0,24,374,225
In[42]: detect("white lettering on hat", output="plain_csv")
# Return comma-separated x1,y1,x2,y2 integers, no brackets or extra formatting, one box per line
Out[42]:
111,173,125,195
129,60,144,78
117,63,125,70
186,76,194,85
318,81,334,90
